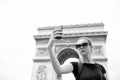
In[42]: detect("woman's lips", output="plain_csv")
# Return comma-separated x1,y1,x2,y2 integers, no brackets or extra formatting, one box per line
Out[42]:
80,49,87,55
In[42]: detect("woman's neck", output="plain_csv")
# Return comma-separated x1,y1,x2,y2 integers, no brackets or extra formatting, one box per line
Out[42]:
82,58,90,63
81,55,94,63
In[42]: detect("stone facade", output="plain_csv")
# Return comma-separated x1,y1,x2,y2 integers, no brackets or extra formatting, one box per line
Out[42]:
31,22,108,80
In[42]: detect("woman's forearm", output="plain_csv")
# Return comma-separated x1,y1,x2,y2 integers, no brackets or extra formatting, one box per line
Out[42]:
47,39,62,74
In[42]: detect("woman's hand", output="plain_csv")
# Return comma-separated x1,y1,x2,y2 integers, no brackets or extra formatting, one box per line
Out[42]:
48,29,62,48
53,29,63,39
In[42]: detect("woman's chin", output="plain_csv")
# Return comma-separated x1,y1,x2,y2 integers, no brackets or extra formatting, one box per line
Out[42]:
81,52,88,56
81,52,87,55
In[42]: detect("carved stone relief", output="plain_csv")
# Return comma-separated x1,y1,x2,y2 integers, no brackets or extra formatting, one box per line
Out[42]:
36,48,48,57
36,39,49,45
36,65,47,80
93,45,103,55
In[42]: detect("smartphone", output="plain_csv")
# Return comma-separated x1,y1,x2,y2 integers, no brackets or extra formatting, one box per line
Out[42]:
54,26,63,39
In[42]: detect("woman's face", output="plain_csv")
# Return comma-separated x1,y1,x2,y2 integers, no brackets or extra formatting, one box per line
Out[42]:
76,39,92,57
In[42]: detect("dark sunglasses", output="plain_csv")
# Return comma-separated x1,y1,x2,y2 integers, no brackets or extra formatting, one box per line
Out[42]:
76,42,89,49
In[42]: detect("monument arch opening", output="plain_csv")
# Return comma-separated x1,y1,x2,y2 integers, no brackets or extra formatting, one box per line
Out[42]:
57,47,79,64
57,47,79,80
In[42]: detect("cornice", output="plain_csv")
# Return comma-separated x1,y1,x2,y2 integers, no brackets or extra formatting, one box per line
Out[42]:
37,22,104,31
33,57,50,62
34,31,108,40
33,57,108,62
93,57,108,61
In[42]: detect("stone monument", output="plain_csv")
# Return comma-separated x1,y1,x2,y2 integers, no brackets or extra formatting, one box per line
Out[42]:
31,22,108,80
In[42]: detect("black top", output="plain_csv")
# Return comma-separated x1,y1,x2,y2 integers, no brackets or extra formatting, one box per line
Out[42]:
71,62,106,80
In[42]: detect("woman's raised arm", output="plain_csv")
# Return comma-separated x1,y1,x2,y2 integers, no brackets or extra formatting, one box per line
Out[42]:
47,30,73,75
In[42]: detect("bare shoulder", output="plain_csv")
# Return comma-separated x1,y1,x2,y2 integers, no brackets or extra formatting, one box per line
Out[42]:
60,62,74,74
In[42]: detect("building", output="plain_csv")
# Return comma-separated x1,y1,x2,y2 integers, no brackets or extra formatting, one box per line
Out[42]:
31,22,108,80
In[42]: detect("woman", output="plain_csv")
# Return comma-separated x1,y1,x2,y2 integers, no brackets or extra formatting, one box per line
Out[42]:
47,29,107,80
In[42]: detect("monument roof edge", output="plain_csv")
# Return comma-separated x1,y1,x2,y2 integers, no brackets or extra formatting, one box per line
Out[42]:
37,22,104,31
34,31,107,39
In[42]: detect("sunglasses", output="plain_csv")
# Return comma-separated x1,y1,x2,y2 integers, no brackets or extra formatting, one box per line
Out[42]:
76,42,89,49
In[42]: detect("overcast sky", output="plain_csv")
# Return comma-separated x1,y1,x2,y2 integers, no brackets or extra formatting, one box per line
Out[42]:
0,0,120,80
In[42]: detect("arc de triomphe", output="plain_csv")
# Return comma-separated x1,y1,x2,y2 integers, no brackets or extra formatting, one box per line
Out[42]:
31,23,108,80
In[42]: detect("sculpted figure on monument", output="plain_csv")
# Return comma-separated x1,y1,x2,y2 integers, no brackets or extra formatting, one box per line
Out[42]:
47,28,108,80
36,65,47,80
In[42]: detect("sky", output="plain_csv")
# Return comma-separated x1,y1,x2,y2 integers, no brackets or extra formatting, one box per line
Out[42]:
0,0,120,80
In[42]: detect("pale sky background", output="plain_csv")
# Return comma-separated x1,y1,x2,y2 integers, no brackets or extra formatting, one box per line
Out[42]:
0,0,120,80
